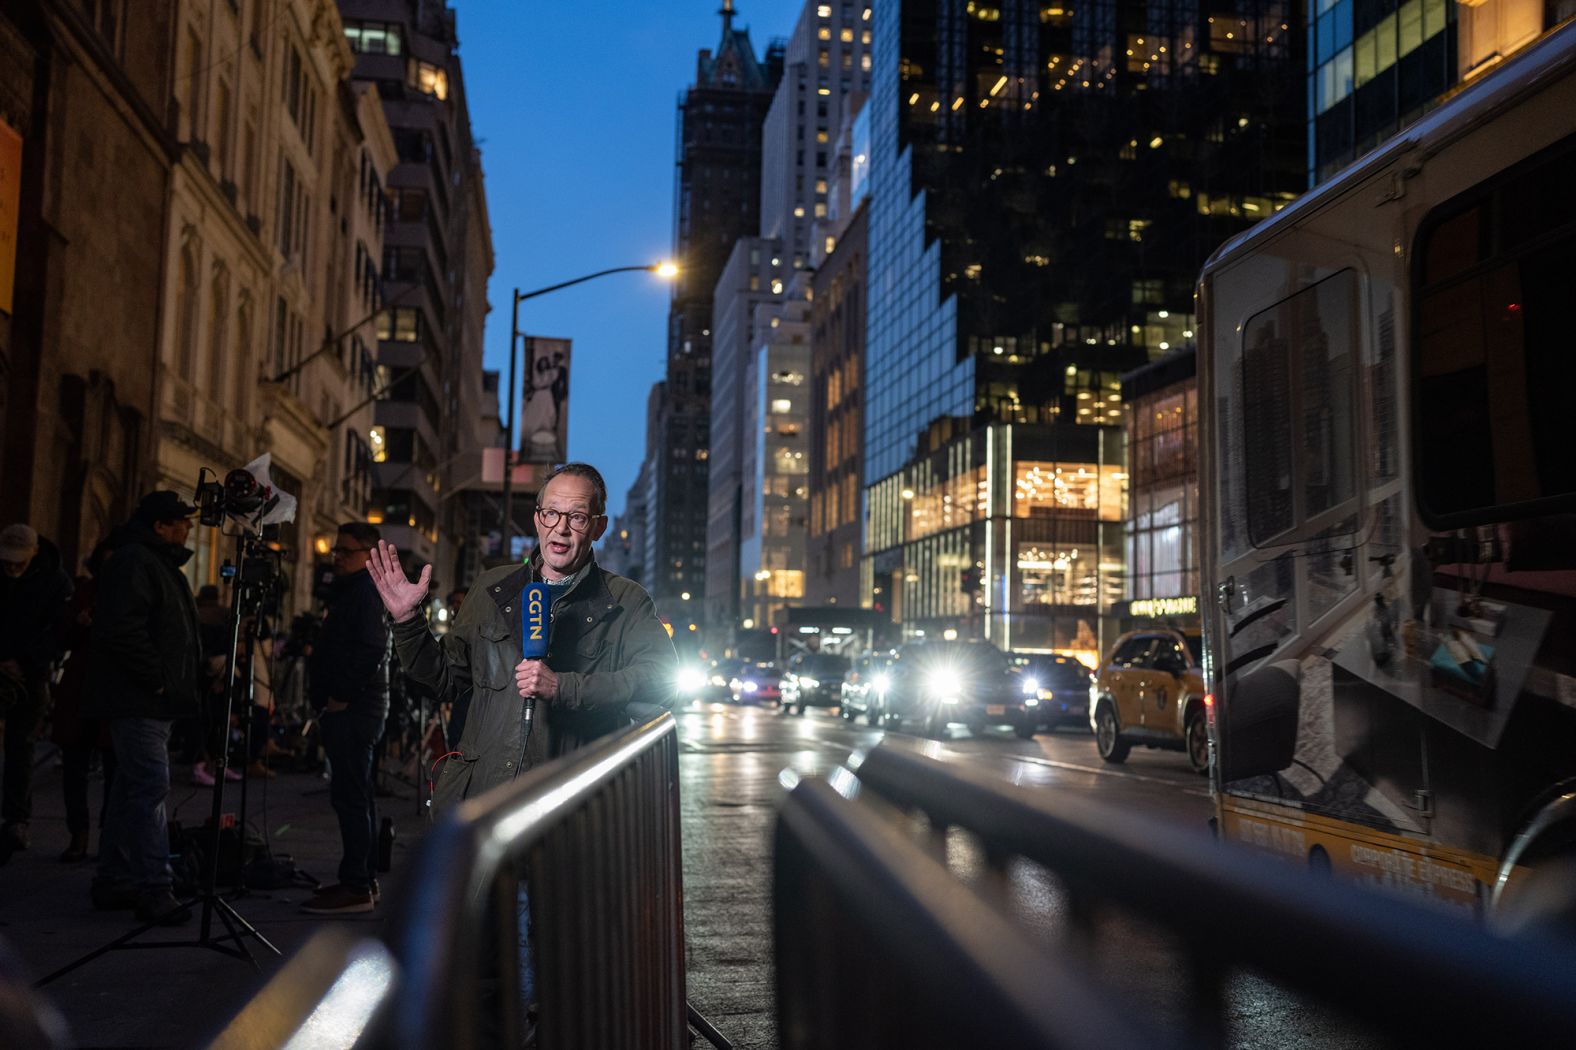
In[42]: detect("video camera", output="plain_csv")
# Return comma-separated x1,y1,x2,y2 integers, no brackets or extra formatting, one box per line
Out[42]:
195,466,276,528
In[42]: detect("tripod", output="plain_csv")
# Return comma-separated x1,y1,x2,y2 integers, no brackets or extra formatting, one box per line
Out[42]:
38,528,283,987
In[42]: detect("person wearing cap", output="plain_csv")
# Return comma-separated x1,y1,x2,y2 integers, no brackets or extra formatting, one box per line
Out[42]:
83,490,203,923
0,523,74,863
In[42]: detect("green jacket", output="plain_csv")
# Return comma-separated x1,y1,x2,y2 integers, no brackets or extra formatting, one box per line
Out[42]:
393,555,675,812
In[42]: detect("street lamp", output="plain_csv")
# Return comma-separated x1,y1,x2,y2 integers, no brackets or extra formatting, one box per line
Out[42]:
499,261,679,560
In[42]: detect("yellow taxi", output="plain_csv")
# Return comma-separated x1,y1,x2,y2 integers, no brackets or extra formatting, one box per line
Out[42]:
1089,628,1210,773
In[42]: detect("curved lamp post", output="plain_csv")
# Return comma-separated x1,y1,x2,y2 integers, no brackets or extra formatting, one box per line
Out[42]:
499,261,679,559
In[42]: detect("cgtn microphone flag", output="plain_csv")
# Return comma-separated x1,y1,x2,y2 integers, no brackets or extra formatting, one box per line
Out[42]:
237,452,298,525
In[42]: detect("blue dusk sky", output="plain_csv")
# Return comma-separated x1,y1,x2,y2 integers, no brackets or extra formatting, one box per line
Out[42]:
459,1,804,522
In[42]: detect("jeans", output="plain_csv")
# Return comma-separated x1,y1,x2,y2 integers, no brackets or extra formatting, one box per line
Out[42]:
320,710,383,891
61,742,115,836
2,677,48,826
97,718,174,890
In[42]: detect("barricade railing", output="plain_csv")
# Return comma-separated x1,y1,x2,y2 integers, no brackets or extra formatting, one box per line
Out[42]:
776,742,1576,1049
208,929,396,1049
383,711,691,1050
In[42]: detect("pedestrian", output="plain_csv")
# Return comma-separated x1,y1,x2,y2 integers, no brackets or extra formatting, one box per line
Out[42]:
50,542,118,863
300,522,391,915
0,523,74,863
366,462,675,1034
85,491,203,924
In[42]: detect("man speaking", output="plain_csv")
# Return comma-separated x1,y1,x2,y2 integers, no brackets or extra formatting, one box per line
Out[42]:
367,462,675,812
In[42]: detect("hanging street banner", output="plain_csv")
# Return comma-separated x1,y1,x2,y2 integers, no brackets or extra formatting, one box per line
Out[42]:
520,336,571,464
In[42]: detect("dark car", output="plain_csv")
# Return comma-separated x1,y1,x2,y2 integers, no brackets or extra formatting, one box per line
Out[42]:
875,640,1029,738
781,652,851,715
1007,652,1096,736
840,651,893,726
730,661,783,706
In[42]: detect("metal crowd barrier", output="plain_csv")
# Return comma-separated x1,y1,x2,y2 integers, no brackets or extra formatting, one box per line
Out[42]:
775,742,1576,1049
384,711,693,1050
209,929,397,1050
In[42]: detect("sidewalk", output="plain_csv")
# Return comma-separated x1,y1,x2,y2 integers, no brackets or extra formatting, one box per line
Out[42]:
0,754,428,1049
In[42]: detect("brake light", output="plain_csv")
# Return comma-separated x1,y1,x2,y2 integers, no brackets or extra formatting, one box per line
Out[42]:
1203,692,1215,708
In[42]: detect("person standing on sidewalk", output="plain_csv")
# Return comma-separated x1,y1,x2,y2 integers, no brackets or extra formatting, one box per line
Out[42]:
86,492,203,923
301,522,391,915
0,523,74,864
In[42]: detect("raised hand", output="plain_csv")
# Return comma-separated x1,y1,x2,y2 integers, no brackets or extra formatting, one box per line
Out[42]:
367,540,431,623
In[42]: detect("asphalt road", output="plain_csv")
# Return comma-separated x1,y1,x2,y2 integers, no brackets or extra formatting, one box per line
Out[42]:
676,699,1378,1050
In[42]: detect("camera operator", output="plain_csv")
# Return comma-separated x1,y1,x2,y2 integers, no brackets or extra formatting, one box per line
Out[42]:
302,522,390,915
86,491,202,924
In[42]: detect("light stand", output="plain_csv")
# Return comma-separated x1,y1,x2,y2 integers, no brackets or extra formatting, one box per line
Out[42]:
37,523,283,987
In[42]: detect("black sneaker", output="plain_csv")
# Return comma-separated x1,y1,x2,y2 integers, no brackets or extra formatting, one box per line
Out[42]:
134,889,191,925
300,883,373,915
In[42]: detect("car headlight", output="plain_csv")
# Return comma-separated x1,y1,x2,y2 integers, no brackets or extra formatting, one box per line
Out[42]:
676,667,707,693
872,673,890,693
800,676,819,689
927,669,962,699
1037,688,1055,701
1025,697,1040,707
742,679,758,693
709,674,727,687
1020,677,1040,696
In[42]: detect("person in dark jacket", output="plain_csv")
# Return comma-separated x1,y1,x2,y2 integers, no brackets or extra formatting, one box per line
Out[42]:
368,462,675,806
301,522,391,915
0,523,74,863
369,462,675,1023
86,492,202,924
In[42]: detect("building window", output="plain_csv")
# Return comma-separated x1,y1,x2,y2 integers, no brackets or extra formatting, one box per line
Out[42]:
344,21,403,55
408,59,449,100
377,306,423,343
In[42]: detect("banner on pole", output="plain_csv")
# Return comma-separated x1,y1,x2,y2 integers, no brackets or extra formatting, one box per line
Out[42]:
519,336,571,463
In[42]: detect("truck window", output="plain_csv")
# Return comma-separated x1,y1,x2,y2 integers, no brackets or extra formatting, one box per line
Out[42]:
1240,270,1361,548
1413,133,1576,526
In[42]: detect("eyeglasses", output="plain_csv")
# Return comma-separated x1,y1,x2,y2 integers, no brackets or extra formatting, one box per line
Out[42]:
535,508,600,533
330,545,371,557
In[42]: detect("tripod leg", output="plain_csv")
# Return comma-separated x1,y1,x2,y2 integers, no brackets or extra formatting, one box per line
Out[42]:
213,896,282,958
33,913,177,987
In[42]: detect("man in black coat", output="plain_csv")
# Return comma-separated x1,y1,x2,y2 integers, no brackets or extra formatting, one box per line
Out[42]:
0,523,74,863
87,491,202,923
302,522,391,915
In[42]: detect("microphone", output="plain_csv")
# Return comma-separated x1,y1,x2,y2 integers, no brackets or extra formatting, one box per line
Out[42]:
521,582,550,724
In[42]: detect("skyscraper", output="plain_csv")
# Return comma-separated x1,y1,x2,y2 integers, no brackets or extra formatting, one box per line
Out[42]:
863,0,1303,656
706,0,871,634
340,0,494,591
653,1,783,620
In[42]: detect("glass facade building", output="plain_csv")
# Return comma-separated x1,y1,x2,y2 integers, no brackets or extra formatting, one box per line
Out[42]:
1308,0,1575,183
863,0,1304,653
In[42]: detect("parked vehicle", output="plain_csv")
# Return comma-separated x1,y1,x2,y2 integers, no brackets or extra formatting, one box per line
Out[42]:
875,640,1029,739
1089,629,1208,772
840,651,893,726
1198,25,1576,925
1007,652,1095,735
781,652,851,715
729,661,783,706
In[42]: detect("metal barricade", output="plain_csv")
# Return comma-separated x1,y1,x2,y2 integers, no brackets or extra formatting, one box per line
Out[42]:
208,930,397,1050
776,742,1576,1049
383,712,690,1050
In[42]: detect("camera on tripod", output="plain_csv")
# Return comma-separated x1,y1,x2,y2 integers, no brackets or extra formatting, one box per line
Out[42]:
195,466,275,528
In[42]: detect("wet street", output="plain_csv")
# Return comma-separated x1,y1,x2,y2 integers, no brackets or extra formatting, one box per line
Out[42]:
675,700,1216,1050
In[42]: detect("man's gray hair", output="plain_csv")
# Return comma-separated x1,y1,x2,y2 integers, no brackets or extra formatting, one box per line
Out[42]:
541,462,607,516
